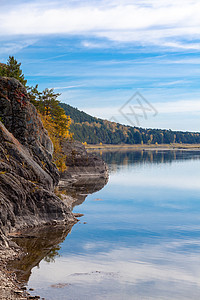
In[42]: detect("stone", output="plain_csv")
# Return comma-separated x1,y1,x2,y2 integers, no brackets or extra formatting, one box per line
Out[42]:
60,139,109,180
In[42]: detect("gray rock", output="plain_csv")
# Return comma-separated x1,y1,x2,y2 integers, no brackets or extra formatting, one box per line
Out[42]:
0,77,76,244
61,139,109,180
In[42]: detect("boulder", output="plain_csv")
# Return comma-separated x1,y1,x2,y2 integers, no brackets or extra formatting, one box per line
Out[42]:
61,139,109,180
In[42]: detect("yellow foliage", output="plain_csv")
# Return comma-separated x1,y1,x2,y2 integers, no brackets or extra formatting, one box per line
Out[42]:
39,113,72,172
54,113,72,139
0,171,7,175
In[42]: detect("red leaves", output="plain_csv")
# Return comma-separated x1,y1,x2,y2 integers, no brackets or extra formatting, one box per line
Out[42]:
14,90,27,107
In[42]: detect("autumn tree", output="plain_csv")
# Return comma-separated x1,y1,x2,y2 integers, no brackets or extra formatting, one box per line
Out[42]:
29,86,73,171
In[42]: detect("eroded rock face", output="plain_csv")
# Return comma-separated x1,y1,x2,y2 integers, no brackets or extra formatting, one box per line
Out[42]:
0,76,108,247
0,77,58,186
61,140,109,180
0,77,75,244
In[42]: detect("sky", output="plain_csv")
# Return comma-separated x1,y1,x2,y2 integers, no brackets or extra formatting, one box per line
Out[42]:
0,0,200,131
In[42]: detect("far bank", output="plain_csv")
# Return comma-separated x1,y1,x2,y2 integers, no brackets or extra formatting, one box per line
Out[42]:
85,143,200,152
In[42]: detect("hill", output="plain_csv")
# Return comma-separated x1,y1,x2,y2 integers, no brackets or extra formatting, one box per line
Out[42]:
60,103,200,145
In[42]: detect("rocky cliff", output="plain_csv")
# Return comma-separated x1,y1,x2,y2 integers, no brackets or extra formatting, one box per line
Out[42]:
0,77,76,246
0,75,109,240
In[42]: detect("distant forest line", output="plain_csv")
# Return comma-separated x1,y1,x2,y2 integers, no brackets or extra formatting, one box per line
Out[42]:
60,103,200,145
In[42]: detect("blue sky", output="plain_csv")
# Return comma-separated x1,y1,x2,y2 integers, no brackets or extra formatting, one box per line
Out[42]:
0,0,200,131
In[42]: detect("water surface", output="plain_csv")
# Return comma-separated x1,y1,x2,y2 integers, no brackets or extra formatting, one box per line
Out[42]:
14,150,200,299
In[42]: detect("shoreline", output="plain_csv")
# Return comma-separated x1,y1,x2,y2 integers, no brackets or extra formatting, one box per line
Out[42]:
0,246,28,300
0,212,78,300
86,143,200,151
0,170,108,300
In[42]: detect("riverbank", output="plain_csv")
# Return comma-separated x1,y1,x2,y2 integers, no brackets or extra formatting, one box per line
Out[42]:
0,245,38,300
86,143,200,151
0,248,23,300
0,200,78,300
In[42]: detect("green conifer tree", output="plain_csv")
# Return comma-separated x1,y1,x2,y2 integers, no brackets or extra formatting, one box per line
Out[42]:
0,56,27,86
6,56,27,86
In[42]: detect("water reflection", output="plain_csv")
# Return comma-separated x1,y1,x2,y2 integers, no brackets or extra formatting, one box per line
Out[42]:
9,175,108,285
96,149,200,174
26,240,200,299
10,150,200,299
8,225,73,283
58,175,108,208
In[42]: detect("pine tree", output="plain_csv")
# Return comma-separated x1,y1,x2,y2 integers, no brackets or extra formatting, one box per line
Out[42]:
0,56,27,86
6,56,27,86
0,63,7,76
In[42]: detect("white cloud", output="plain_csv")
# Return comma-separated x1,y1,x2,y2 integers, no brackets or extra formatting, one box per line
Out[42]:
53,84,85,90
163,41,200,50
83,99,200,118
155,80,190,87
0,0,200,49
82,41,112,49
156,99,200,113
0,39,37,55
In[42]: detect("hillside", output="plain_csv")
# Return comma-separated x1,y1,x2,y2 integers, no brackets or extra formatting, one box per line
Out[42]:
60,103,200,145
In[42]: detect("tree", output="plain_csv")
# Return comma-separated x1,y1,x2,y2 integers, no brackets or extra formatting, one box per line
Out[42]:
0,63,7,76
29,87,72,138
0,56,27,86
29,85,73,171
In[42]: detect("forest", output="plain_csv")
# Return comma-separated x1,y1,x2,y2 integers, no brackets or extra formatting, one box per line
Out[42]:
60,103,200,145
